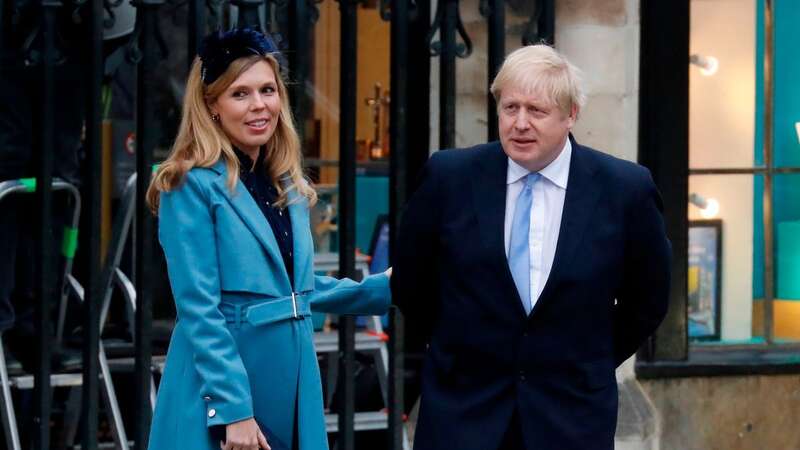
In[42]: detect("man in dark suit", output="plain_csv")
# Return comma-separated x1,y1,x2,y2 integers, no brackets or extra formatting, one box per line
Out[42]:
392,45,671,450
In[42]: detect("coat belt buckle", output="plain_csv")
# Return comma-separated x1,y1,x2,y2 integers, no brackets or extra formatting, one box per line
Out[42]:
291,292,300,319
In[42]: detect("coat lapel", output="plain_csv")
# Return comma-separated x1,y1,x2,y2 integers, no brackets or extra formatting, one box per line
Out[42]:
529,139,603,318
283,179,314,293
470,143,529,318
210,162,289,287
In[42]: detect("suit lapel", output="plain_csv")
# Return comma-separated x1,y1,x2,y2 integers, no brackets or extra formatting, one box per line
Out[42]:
470,143,529,318
211,165,289,287
283,179,314,293
529,140,603,318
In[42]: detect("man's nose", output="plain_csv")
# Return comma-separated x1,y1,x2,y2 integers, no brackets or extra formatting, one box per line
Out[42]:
513,110,530,130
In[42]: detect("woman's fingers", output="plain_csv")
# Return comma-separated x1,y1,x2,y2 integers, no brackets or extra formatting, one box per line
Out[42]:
225,418,266,450
240,440,260,450
257,429,271,450
226,443,255,450
223,437,260,450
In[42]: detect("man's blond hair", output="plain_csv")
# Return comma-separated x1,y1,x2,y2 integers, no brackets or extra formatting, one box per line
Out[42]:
490,44,586,116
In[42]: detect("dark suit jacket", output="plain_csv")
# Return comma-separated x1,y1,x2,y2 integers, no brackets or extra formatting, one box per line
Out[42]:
392,138,671,450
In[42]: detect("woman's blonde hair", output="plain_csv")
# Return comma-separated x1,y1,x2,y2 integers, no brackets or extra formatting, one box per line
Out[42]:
490,44,586,116
146,54,316,213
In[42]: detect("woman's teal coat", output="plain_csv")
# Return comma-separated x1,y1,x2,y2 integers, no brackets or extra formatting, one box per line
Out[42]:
147,161,390,450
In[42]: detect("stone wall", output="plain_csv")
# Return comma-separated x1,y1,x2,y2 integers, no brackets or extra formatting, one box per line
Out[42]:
641,375,800,450
556,0,640,161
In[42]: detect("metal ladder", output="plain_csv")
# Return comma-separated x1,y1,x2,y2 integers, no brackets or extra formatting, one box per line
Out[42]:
0,177,129,450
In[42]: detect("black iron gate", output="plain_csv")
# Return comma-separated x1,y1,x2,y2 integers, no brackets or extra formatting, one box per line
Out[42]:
0,0,555,447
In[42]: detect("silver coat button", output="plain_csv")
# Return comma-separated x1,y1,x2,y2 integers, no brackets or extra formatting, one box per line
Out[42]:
208,409,216,418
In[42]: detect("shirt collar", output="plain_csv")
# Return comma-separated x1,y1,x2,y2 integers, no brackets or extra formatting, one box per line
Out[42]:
233,146,266,174
506,138,572,190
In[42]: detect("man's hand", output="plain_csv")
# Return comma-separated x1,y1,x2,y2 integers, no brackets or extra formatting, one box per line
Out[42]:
221,418,271,450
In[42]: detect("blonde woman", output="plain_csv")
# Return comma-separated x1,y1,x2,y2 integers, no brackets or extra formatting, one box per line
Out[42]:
146,28,390,450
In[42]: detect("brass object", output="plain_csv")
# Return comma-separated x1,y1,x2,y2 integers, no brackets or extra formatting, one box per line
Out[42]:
364,82,391,160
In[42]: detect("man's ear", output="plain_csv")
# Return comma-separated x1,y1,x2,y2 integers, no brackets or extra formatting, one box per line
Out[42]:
567,103,579,128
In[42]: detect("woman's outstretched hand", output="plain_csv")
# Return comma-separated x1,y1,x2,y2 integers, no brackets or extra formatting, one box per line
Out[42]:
221,418,271,450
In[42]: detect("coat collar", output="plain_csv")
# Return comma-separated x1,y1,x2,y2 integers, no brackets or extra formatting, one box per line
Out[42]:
530,135,603,317
471,142,527,317
284,178,314,293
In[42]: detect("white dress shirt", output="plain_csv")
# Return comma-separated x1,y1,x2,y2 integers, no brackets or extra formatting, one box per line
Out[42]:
504,138,572,309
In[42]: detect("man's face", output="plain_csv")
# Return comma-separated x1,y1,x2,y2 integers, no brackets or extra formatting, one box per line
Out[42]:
497,86,576,172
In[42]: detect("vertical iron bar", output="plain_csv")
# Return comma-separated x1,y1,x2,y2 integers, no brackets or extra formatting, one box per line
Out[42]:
389,0,408,254
133,0,163,447
338,0,358,448
289,0,311,144
439,0,457,149
397,0,432,416
264,0,273,31
0,0,4,54
637,0,689,361
207,0,223,29
232,0,263,30
80,0,104,447
387,306,404,450
521,0,553,46
338,0,358,297
407,0,431,186
389,1,409,446
763,0,774,344
486,0,503,141
538,0,554,45
337,318,356,449
188,0,206,64
33,1,59,448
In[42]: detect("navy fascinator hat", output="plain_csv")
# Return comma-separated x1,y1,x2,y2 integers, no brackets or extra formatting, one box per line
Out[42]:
198,28,284,85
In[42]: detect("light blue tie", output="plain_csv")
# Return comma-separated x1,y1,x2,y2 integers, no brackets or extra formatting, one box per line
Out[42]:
508,173,539,315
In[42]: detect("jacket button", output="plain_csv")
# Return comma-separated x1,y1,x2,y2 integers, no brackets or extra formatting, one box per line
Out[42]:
519,370,526,381
203,396,211,401
208,409,216,418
